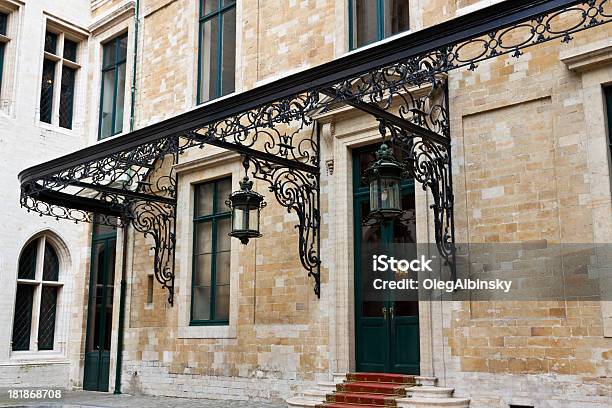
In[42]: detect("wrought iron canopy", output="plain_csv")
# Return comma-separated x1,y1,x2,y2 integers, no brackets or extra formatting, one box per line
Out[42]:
19,0,612,304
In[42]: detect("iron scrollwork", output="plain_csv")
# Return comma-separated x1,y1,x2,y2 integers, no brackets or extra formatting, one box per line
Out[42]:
128,199,177,305
247,156,321,297
19,0,612,303
380,119,456,279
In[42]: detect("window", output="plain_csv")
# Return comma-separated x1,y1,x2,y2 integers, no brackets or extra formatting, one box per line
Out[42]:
12,235,62,352
0,12,8,94
198,0,236,103
39,28,81,129
99,34,128,139
191,178,232,325
349,0,410,50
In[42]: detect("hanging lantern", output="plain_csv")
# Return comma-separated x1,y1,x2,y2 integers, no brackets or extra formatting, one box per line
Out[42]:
364,143,404,220
226,157,266,245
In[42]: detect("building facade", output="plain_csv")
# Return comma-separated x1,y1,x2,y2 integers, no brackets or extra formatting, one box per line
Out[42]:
2,1,612,407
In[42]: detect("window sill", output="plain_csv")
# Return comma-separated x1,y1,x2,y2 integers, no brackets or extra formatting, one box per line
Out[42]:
96,130,126,143
7,352,68,364
178,323,236,339
38,121,77,136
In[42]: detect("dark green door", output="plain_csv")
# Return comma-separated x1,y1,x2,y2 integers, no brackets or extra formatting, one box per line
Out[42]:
353,147,420,374
83,222,117,391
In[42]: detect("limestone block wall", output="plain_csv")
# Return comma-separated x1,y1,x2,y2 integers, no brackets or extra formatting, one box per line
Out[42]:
440,21,612,407
81,0,612,404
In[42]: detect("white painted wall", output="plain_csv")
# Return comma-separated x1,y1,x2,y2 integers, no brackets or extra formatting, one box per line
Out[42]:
0,0,91,388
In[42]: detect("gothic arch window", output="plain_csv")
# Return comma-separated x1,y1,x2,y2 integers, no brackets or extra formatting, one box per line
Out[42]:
11,234,64,352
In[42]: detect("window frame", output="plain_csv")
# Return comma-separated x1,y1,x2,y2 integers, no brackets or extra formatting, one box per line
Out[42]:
38,25,82,129
348,0,410,50
98,33,128,140
11,235,63,354
190,177,232,326
197,0,236,104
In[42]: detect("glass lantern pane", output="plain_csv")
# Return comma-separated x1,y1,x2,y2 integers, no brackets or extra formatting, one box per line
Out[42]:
369,180,380,211
232,208,246,231
248,208,259,231
380,177,400,210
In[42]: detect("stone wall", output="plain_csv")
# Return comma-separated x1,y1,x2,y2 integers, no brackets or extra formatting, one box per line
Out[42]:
114,0,612,404
441,19,612,407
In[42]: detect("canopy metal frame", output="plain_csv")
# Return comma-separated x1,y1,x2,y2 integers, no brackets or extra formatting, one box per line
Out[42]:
19,0,612,304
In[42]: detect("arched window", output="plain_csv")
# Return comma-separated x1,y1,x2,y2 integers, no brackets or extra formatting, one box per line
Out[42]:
12,235,62,352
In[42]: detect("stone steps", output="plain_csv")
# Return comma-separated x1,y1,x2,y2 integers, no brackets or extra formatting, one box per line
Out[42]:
286,374,470,408
408,386,454,399
396,396,470,408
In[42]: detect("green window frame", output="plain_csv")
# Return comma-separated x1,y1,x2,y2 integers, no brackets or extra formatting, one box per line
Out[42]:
0,12,8,94
99,34,128,140
348,0,410,50
197,0,236,104
191,178,232,325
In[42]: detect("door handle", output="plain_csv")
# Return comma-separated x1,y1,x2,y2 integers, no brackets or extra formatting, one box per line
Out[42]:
382,307,388,320
390,307,395,320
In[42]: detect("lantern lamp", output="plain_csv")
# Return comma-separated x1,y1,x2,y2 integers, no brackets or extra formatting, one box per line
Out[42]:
226,158,266,245
364,143,405,220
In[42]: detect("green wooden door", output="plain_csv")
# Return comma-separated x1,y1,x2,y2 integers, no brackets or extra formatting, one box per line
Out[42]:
353,147,420,375
83,223,117,391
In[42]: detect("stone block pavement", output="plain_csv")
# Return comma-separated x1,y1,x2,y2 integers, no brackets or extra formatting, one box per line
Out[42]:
0,390,285,408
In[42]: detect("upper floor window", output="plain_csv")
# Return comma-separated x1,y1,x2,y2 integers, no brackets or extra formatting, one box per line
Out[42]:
349,0,410,50
0,12,8,94
12,235,63,352
99,33,128,140
191,178,232,325
198,0,236,103
39,28,81,129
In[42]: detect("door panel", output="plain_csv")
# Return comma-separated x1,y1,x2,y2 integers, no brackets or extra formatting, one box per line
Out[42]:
83,233,116,392
354,146,420,375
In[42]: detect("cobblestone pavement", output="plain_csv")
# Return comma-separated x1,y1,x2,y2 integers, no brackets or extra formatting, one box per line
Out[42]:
0,390,286,408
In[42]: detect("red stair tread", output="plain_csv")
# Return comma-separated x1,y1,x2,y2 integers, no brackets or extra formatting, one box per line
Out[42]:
346,372,415,385
327,392,397,406
338,381,408,395
317,404,385,408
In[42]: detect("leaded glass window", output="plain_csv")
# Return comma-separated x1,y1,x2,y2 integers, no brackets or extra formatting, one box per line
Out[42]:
39,58,56,124
198,0,236,103
99,34,128,139
349,0,410,50
12,236,62,352
39,27,81,129
191,178,232,324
